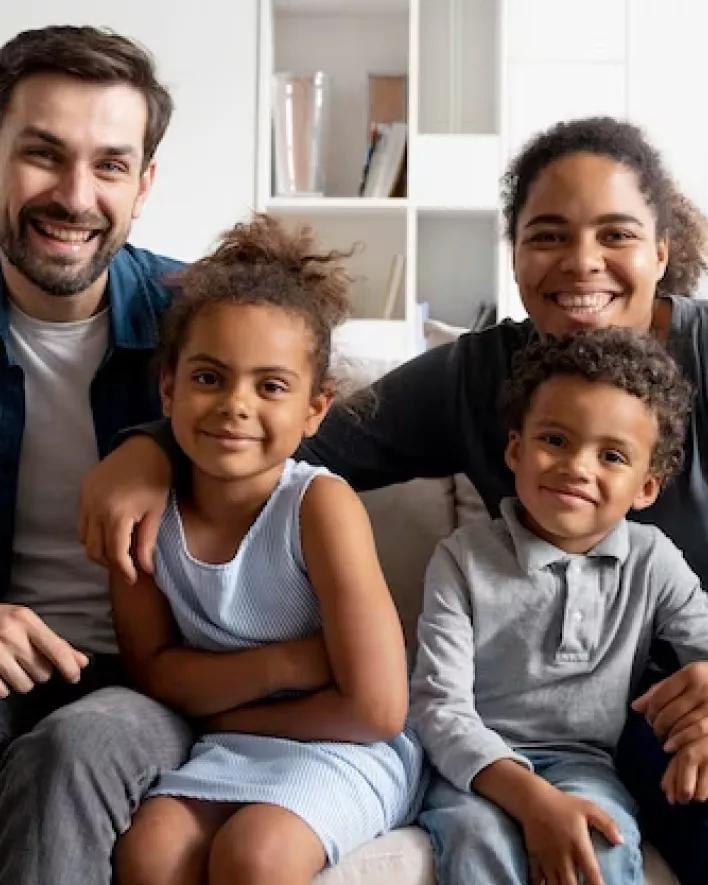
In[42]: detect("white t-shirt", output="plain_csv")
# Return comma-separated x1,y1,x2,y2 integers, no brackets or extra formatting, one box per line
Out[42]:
7,302,117,654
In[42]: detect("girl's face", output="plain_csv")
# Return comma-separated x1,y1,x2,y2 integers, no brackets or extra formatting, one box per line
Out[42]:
161,302,331,488
513,153,669,338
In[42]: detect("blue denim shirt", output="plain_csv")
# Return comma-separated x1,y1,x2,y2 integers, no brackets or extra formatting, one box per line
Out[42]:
0,244,184,595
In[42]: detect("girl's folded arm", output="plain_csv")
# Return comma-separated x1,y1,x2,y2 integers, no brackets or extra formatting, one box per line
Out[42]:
109,568,331,717
204,476,409,742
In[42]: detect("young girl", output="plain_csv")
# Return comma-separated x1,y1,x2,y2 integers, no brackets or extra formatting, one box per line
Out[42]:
110,216,424,885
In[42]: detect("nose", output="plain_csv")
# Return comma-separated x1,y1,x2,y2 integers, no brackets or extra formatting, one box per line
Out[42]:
560,446,592,481
52,163,96,215
217,385,251,419
559,231,605,277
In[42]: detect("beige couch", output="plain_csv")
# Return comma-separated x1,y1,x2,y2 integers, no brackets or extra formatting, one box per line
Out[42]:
312,475,678,885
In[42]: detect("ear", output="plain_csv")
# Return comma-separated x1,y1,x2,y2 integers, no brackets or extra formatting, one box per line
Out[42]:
159,367,175,418
631,473,662,511
303,388,334,438
132,159,157,220
655,234,669,282
505,430,521,474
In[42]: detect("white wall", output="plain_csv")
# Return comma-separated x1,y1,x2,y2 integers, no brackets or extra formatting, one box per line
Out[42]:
504,0,708,307
0,0,258,261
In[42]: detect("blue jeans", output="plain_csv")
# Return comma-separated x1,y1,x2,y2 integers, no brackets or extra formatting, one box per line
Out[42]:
419,750,642,885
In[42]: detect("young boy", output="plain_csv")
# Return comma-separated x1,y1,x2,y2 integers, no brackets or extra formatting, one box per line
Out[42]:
411,328,708,885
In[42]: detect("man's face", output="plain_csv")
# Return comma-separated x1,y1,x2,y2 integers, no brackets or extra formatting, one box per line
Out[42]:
0,72,155,297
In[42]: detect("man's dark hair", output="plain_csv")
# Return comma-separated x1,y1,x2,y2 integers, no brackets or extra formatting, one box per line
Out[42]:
503,328,693,480
0,25,172,168
501,116,708,297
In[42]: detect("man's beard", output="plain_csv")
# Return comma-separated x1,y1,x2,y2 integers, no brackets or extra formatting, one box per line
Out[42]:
0,203,123,296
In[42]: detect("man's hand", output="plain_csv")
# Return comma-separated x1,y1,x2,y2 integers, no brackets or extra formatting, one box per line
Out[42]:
79,435,171,584
632,662,708,743
0,605,88,697
661,736,708,804
520,788,624,885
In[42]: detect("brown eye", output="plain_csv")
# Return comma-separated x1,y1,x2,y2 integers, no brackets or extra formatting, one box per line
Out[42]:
539,433,565,448
526,230,563,245
192,370,221,387
261,379,288,397
601,449,628,465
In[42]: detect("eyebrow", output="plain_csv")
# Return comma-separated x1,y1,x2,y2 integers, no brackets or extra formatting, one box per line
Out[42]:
18,125,139,158
186,354,299,376
533,418,636,450
524,212,644,229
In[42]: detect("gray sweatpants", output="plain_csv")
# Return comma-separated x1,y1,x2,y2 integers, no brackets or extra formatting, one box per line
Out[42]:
0,670,193,885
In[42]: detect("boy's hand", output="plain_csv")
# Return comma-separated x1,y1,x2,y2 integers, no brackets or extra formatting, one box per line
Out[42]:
631,662,708,741
520,788,623,885
79,436,171,585
661,736,708,804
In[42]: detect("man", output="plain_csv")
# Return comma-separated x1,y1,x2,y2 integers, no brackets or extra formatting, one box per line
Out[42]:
0,26,193,885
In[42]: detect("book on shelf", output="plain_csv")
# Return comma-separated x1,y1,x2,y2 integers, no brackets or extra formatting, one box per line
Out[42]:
360,122,407,198
381,253,405,319
368,74,407,127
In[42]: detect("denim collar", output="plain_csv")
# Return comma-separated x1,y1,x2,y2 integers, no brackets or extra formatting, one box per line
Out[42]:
0,246,160,367
499,496,630,575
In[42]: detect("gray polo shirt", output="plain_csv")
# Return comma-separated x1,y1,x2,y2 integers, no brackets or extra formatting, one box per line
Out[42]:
411,498,708,793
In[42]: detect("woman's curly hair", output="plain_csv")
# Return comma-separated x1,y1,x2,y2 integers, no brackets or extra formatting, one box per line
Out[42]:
501,116,708,297
160,214,351,389
503,328,694,480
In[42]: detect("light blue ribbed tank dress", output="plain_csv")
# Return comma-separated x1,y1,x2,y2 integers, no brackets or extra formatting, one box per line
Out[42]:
147,459,425,864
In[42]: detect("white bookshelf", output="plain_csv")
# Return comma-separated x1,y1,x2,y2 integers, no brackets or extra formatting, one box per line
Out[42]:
256,0,641,360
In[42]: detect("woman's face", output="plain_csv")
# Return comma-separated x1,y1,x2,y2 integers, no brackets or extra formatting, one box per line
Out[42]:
513,153,669,337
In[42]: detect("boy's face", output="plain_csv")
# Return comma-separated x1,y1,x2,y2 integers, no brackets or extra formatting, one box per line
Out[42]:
505,375,662,553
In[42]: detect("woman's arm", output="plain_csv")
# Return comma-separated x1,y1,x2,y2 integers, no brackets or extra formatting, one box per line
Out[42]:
297,341,464,490
109,569,331,717
205,476,409,743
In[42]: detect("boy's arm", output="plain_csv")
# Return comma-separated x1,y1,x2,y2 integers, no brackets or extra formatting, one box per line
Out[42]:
109,568,331,717
206,477,409,743
410,537,622,885
409,539,531,791
474,760,623,885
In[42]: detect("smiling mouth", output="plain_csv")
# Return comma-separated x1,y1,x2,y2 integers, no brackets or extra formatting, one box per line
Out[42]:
202,430,261,444
30,219,103,245
542,485,597,505
548,291,619,313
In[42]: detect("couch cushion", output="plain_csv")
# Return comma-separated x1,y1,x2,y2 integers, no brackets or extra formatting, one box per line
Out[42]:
360,478,455,665
314,827,433,885
313,825,678,884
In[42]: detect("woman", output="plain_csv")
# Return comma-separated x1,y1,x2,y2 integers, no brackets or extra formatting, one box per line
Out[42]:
87,116,708,883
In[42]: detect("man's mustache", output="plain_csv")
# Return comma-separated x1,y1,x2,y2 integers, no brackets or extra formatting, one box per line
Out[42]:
20,203,109,231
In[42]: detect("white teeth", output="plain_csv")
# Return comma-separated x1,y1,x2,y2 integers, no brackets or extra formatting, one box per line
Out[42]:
37,222,92,243
554,292,614,311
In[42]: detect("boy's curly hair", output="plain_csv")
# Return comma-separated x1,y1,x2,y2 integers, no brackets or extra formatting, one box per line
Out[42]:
503,328,693,480
160,214,351,389
500,116,708,297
